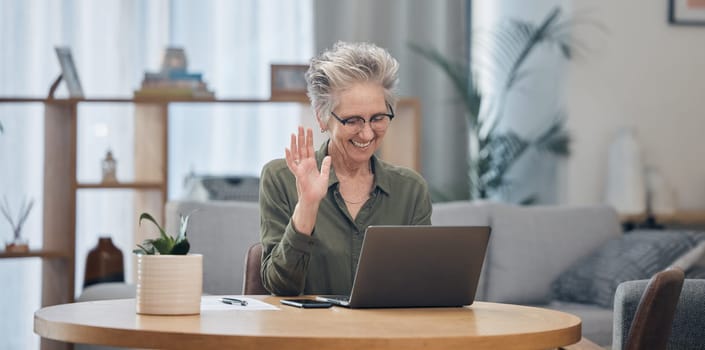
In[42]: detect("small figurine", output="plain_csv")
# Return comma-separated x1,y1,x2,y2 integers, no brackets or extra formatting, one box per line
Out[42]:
102,150,118,184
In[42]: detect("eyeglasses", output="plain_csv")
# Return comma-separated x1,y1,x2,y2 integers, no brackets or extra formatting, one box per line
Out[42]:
330,103,395,132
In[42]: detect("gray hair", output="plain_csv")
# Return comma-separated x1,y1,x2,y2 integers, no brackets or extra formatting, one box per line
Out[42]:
305,41,399,123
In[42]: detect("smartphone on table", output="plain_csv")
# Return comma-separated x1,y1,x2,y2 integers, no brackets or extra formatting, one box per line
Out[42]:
280,298,333,308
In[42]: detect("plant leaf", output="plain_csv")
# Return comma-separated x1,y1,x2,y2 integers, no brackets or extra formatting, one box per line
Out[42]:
534,115,571,156
151,237,173,255
133,242,155,255
408,42,482,126
139,212,168,240
170,239,190,255
479,131,529,189
177,210,198,242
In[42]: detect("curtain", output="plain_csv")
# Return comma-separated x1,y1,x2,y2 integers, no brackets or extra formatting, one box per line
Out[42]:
0,1,312,348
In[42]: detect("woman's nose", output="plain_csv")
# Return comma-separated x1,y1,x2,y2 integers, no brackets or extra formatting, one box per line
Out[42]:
358,122,375,139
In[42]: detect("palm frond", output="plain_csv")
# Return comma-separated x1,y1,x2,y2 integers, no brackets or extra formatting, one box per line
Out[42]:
479,131,529,189
408,42,482,125
535,121,571,156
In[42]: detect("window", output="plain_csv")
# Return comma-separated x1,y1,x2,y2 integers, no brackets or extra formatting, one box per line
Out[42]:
0,1,312,348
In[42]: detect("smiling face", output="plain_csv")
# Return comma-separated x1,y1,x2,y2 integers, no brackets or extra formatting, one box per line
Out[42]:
320,82,389,168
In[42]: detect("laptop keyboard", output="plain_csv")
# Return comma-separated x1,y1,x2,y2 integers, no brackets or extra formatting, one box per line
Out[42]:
322,295,350,302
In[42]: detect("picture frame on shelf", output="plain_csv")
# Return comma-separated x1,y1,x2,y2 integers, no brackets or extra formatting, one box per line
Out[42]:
54,46,84,98
669,0,705,25
270,64,308,102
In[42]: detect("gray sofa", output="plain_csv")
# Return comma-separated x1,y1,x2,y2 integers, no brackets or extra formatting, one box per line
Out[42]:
430,201,622,345
161,199,621,345
80,199,704,348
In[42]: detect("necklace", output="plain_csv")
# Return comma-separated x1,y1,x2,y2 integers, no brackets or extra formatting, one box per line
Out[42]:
342,193,369,205
336,160,373,205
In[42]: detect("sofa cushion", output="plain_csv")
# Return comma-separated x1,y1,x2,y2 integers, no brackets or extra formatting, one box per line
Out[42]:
76,282,136,302
431,200,492,226
685,265,705,278
484,204,621,304
552,230,705,308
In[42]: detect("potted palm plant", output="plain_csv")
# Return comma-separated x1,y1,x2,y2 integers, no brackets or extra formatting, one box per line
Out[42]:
411,7,578,203
133,211,202,315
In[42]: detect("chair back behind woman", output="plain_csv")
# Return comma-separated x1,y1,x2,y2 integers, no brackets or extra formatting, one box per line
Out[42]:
243,242,269,295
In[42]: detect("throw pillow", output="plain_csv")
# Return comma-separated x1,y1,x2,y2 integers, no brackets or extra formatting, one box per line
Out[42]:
686,265,705,279
551,230,705,308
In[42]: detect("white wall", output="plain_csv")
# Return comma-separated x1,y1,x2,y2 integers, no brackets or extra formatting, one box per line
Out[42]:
565,0,705,210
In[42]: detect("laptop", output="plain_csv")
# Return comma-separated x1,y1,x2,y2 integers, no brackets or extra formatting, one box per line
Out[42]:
315,225,491,308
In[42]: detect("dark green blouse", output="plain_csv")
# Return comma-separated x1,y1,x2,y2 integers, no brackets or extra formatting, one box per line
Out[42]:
259,141,432,296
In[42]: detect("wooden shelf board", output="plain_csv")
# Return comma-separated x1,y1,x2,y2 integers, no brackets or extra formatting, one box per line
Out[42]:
77,182,164,190
0,250,69,259
1,97,307,104
620,210,705,224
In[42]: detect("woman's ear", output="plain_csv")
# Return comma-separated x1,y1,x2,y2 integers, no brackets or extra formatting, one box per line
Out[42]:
315,112,327,133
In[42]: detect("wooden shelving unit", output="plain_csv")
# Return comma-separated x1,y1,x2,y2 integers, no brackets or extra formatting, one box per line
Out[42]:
0,250,69,259
0,96,422,316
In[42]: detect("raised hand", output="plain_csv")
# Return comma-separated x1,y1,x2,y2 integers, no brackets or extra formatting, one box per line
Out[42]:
285,126,331,206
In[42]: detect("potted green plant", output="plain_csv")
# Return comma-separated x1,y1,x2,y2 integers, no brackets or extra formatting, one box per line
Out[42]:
134,211,202,315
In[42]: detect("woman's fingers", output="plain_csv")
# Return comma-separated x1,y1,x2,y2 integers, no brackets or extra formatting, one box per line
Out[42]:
289,133,298,163
285,147,294,169
306,128,314,159
320,156,331,180
287,126,317,170
297,126,305,161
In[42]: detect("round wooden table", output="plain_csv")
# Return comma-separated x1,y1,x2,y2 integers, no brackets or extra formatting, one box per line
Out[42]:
35,296,581,349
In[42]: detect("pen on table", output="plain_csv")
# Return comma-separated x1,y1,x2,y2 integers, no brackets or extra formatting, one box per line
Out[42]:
220,297,248,306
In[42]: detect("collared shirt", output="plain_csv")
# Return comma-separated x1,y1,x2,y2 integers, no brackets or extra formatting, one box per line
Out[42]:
259,140,432,296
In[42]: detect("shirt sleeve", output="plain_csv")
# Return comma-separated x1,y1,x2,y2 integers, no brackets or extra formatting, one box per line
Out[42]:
258,161,316,296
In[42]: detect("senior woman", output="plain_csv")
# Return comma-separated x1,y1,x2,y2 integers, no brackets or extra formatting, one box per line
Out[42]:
259,41,432,296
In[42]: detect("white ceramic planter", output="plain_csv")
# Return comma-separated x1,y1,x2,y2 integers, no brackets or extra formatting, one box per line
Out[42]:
136,254,203,315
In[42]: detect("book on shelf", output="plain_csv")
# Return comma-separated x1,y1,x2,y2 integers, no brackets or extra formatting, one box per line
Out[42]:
134,46,215,99
141,79,207,90
144,71,203,82
134,87,215,99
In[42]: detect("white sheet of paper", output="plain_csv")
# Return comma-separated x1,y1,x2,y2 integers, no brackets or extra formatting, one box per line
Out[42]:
200,295,280,311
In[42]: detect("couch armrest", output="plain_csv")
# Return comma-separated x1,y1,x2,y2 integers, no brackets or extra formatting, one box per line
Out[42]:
613,279,705,349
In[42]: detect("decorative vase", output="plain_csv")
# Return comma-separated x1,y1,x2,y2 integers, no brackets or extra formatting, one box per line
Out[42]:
136,254,202,315
605,128,646,216
84,237,124,288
